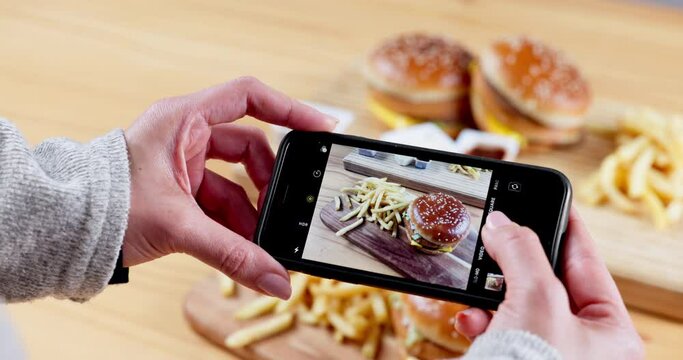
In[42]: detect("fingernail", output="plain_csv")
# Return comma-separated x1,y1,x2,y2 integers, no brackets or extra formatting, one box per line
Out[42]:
454,309,472,328
486,211,512,229
325,116,339,129
257,273,291,300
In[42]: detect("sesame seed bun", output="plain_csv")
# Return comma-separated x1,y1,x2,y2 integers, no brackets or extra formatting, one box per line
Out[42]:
470,64,583,147
364,33,473,123
389,293,470,358
405,193,470,255
480,36,591,130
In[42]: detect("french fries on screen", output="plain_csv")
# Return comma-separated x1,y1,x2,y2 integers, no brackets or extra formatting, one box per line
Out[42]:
337,177,410,238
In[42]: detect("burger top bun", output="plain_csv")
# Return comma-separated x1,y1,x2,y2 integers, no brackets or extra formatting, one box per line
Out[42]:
480,36,591,129
401,294,470,354
364,33,473,103
408,193,471,246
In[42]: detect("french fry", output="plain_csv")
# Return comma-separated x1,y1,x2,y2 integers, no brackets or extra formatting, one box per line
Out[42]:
627,147,655,198
667,200,683,223
296,305,319,325
615,136,648,163
642,190,668,229
224,272,402,358
357,201,371,218
372,202,409,213
224,313,294,348
448,164,484,179
275,273,309,313
578,173,605,206
218,273,236,297
340,206,362,221
313,282,372,298
234,295,280,320
334,196,342,211
327,297,342,313
654,151,671,169
311,294,328,317
336,218,364,236
673,169,683,198
361,324,381,359
333,329,344,343
599,155,637,213
347,314,370,332
582,107,683,229
336,177,410,237
343,193,352,208
374,190,384,210
370,293,388,324
465,166,481,180
344,298,372,318
648,170,674,201
328,311,361,339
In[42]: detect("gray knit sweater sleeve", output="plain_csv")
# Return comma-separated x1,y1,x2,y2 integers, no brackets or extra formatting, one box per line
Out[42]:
0,118,130,302
464,330,562,359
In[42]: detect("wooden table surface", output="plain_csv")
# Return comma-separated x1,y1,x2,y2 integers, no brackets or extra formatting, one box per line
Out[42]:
1,0,682,358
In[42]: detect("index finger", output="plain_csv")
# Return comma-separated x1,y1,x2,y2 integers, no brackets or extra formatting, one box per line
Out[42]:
562,207,626,317
196,77,337,131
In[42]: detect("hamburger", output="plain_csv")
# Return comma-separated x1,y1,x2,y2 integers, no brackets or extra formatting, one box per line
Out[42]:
471,36,591,147
403,193,471,255
389,293,470,359
364,33,474,132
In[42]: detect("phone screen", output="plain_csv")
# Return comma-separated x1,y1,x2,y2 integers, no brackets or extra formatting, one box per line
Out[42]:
258,131,570,307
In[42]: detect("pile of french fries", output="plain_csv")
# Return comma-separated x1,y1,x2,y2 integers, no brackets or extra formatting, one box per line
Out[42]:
580,108,683,228
448,164,485,180
335,177,411,238
220,272,391,359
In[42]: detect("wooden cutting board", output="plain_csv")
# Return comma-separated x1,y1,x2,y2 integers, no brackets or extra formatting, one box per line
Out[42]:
319,200,476,289
310,66,683,320
183,276,401,360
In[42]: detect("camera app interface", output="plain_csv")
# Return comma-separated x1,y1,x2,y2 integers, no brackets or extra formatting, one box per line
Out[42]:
300,144,504,293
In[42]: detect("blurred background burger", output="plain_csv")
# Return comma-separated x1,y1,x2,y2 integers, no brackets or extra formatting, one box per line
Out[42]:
390,293,471,359
364,33,474,136
471,36,592,148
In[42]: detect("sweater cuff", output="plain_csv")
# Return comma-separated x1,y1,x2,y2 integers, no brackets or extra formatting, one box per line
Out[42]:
72,129,131,300
463,330,561,360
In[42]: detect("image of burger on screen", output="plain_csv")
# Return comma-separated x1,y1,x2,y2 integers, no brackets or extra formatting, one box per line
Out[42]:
302,144,492,291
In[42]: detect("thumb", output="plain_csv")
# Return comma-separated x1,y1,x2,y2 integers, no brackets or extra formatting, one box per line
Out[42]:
455,308,492,341
481,211,558,294
179,211,291,299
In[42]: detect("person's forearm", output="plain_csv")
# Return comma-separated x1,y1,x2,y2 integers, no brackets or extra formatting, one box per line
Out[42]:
0,118,130,302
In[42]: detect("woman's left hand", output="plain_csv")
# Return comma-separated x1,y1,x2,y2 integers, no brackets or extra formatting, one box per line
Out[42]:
123,77,336,299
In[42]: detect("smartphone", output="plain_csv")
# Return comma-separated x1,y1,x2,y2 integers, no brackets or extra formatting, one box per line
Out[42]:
255,131,571,309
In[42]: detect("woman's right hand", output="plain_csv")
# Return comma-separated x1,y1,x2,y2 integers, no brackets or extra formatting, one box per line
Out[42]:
455,208,644,359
